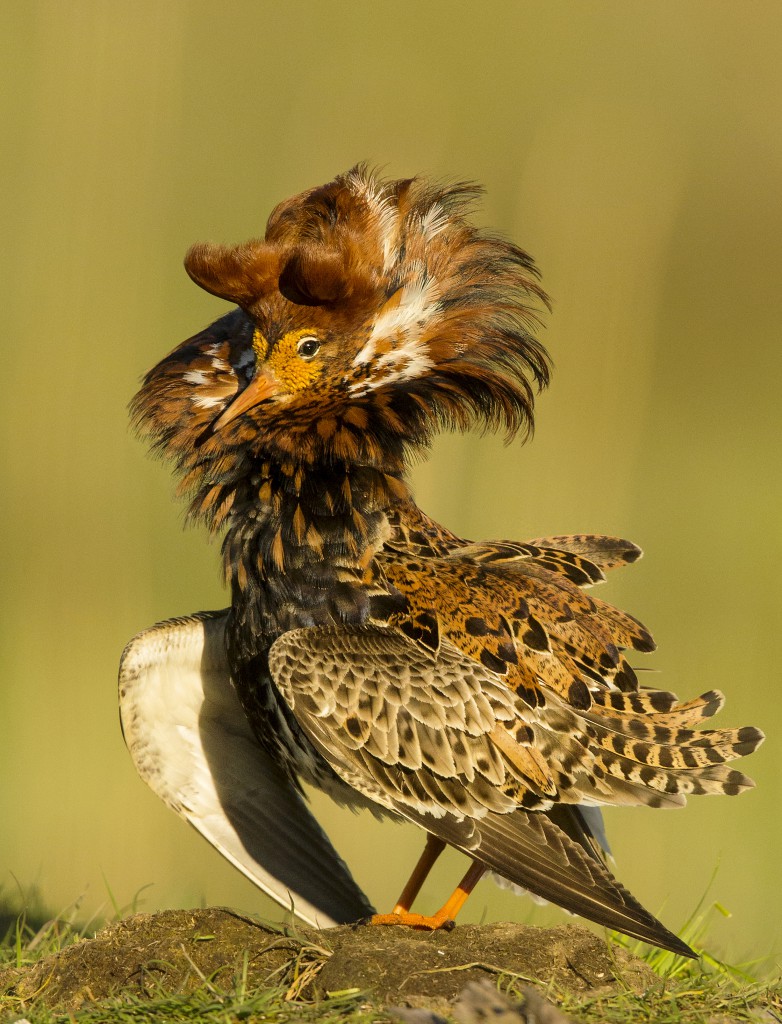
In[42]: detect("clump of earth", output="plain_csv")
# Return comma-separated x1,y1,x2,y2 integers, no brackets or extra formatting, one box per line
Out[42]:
0,907,655,1017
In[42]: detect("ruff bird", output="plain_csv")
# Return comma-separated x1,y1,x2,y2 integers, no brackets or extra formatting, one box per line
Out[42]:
120,167,763,956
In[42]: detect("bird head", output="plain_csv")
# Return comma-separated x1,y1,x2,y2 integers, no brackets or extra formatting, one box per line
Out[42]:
132,167,551,524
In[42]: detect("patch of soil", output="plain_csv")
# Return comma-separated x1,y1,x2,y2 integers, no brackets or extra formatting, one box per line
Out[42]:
0,907,655,1016
0,908,295,1015
316,920,653,1004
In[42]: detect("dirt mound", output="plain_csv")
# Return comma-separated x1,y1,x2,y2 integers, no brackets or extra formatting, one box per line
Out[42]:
0,907,654,1016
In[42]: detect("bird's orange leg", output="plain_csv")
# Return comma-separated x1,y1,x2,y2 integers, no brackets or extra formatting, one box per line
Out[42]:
430,859,487,925
370,837,487,931
371,835,446,922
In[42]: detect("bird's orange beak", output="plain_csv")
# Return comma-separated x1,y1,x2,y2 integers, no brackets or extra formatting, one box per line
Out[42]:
212,372,280,431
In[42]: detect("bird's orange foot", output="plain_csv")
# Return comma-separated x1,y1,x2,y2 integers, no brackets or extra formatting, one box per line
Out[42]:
367,911,456,931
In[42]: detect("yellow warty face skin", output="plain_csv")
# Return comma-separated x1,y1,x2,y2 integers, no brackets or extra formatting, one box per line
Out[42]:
254,328,322,394
251,328,269,362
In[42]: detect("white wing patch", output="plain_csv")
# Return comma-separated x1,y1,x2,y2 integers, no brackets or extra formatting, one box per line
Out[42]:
118,611,374,926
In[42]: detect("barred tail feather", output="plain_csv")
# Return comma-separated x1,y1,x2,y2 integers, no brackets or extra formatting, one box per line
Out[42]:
592,688,726,722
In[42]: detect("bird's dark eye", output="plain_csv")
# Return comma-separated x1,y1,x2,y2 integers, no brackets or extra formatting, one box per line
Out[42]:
296,336,320,359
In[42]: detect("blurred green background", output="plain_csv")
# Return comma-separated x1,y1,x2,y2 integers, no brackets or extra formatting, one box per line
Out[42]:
2,0,780,967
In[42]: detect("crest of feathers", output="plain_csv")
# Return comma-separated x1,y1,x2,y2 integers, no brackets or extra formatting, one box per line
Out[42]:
132,166,551,510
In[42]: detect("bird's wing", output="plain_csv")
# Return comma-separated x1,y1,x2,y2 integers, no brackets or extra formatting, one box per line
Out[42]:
374,545,760,807
267,623,694,954
118,610,374,927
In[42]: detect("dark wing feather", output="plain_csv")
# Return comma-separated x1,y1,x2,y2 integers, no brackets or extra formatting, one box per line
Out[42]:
400,802,692,956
